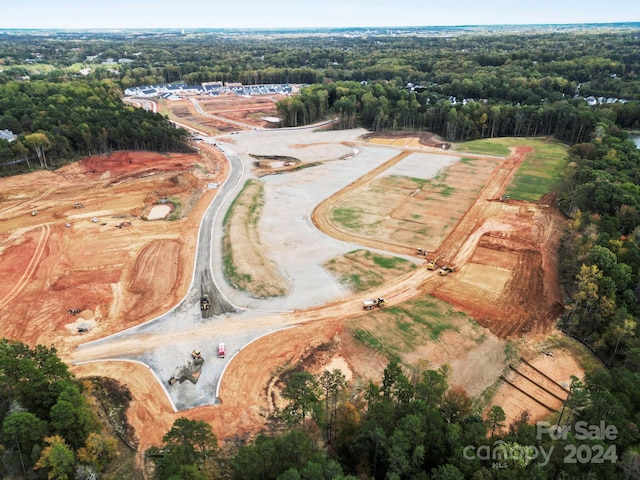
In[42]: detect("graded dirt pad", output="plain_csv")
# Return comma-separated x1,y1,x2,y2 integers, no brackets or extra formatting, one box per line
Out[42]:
0,146,227,356
198,95,284,127
164,100,233,133
163,94,284,133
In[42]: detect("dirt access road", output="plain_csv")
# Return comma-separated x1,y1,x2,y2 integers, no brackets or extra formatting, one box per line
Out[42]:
1,93,573,457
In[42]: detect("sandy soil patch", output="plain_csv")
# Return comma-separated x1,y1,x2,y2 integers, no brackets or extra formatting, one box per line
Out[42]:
147,204,172,220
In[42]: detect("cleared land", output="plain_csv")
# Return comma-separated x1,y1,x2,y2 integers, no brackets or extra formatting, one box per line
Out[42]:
0,93,586,460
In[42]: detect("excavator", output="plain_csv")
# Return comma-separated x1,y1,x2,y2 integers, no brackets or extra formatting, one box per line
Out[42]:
426,254,445,271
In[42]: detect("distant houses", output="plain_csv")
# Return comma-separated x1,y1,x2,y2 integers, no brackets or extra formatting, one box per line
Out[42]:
0,129,17,142
123,82,295,99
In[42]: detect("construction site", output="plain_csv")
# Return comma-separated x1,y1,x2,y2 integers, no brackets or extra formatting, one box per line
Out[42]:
0,91,589,462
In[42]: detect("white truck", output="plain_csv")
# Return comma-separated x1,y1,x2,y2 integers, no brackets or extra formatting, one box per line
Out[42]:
363,298,386,310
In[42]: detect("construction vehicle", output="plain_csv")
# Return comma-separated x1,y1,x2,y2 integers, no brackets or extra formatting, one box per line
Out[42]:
200,294,210,311
426,254,445,271
417,248,428,256
31,210,38,216
191,350,204,364
218,343,226,358
499,195,510,202
168,376,178,385
438,266,456,276
363,298,386,310
67,308,81,315
74,202,84,209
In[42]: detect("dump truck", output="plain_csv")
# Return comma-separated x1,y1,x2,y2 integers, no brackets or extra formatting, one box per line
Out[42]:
363,298,386,310
417,248,428,256
438,266,456,276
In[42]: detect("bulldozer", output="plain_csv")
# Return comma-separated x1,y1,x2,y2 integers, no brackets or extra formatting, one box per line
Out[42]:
426,254,445,271
439,266,456,276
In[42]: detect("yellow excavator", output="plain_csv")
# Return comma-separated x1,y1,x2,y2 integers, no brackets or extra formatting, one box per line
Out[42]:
426,254,445,271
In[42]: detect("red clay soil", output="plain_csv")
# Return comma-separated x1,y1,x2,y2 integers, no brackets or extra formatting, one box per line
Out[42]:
0,146,227,356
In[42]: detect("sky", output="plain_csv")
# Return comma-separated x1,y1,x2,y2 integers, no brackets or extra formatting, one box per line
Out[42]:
1,0,639,30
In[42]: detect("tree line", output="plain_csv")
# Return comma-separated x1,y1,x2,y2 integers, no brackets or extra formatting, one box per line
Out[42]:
2,28,640,104
276,80,640,144
0,79,192,175
0,339,118,479
3,338,638,479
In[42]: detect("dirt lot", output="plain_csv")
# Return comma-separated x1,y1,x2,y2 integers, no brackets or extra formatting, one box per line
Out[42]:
0,93,583,461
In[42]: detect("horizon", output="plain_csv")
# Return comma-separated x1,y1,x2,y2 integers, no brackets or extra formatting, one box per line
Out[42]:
2,0,639,30
1,22,639,35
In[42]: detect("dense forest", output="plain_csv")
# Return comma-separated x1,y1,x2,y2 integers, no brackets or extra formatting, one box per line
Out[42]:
0,79,192,173
2,26,640,171
3,340,639,479
2,25,640,479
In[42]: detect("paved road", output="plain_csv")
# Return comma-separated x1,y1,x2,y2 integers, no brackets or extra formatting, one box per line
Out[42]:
74,137,269,410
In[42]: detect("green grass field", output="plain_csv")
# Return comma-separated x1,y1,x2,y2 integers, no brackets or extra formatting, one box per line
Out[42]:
456,137,568,202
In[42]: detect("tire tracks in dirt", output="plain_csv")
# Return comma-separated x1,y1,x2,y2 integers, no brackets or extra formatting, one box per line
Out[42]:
0,224,50,310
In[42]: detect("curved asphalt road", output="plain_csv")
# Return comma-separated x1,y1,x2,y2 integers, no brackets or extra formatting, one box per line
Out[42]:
74,120,340,410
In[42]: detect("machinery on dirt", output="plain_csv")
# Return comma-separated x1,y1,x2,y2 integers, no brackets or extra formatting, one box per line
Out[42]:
426,254,445,271
438,266,456,276
168,376,178,385
31,210,38,216
417,248,428,256
74,202,84,208
200,294,210,311
67,308,81,315
363,298,386,310
499,195,510,202
191,349,204,365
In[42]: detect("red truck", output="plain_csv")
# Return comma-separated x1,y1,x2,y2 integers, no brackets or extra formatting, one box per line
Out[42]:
218,343,226,358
